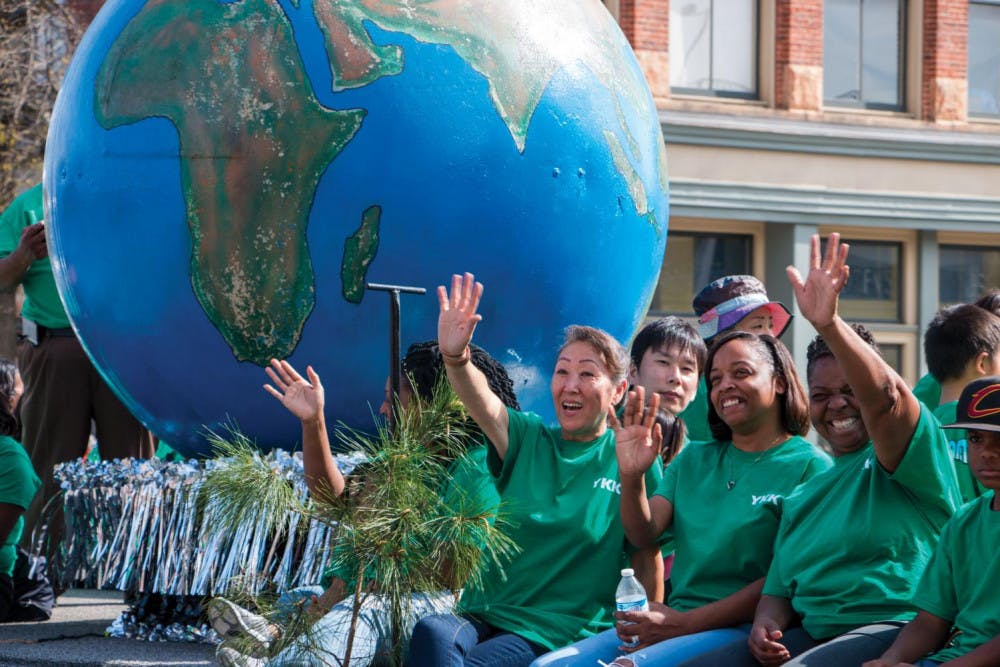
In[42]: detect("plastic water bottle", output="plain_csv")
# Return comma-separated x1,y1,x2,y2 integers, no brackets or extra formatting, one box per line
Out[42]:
615,567,648,648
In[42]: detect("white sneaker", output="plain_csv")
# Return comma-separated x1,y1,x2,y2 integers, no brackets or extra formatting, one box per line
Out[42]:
217,646,266,667
207,597,279,647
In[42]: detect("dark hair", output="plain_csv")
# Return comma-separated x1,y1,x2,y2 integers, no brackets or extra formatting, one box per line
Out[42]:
974,289,1000,317
0,359,19,437
924,304,1000,383
402,341,520,410
630,317,707,375
806,323,880,381
560,325,630,386
654,409,686,465
704,331,810,442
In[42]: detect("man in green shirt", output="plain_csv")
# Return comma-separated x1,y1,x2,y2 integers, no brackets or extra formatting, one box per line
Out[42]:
0,183,152,560
923,303,1000,503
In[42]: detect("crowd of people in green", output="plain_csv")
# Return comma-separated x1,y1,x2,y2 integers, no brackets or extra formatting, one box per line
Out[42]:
208,233,998,667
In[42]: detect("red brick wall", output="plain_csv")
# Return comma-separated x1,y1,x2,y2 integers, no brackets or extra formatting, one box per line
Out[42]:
774,0,823,110
922,0,968,120
617,0,669,51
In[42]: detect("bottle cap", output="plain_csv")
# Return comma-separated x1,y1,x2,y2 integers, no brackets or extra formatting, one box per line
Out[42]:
620,568,634,577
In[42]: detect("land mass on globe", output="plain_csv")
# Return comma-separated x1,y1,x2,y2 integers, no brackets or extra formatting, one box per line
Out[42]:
95,0,365,364
93,0,663,367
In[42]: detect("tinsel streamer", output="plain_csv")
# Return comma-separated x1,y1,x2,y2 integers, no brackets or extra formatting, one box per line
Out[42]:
54,450,366,596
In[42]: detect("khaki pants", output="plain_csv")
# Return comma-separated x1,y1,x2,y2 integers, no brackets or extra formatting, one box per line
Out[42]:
17,334,153,566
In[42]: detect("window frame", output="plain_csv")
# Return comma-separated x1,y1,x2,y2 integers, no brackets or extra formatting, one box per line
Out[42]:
822,0,907,112
668,0,761,100
967,0,1000,119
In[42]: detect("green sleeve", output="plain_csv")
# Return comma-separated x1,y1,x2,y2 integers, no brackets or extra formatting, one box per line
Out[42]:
889,404,962,519
911,520,958,624
761,515,794,599
653,441,686,503
486,407,531,489
912,373,942,411
0,442,40,510
679,378,712,443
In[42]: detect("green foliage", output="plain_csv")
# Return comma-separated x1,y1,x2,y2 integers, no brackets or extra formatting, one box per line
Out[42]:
204,377,516,666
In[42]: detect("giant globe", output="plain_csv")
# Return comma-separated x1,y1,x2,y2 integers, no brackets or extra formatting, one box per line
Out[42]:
44,0,669,456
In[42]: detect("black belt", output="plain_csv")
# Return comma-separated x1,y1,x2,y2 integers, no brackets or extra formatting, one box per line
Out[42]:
20,318,75,345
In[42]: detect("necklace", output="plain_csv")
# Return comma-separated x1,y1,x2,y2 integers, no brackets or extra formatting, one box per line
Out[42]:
725,447,767,491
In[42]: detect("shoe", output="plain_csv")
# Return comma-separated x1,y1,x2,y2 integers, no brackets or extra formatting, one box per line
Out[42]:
207,597,278,646
217,646,266,667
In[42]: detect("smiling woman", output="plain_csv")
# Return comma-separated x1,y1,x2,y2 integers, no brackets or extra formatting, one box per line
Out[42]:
532,331,831,666
406,273,664,667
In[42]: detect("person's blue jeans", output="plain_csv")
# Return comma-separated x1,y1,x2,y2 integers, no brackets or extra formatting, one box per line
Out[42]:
408,613,548,667
530,625,751,666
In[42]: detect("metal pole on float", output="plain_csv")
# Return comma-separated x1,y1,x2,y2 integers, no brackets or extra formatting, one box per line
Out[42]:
365,282,426,435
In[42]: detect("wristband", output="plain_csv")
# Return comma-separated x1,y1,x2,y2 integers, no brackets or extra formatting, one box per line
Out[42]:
441,346,471,367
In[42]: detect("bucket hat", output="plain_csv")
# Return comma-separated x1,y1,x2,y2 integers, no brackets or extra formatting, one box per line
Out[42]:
692,275,792,341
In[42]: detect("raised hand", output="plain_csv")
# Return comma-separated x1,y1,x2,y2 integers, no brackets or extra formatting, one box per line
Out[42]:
786,232,850,331
263,359,324,423
437,272,483,358
611,387,662,479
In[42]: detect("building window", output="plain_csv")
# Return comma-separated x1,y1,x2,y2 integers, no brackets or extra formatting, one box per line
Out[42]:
650,232,753,314
838,240,902,322
939,245,1000,307
823,0,905,110
969,1,1000,117
669,0,758,98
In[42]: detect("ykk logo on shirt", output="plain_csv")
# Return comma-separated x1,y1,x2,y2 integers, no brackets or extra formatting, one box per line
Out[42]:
593,477,621,495
752,493,781,506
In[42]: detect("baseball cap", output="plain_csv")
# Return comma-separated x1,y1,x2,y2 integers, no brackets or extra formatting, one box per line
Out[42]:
692,275,792,341
944,375,1000,432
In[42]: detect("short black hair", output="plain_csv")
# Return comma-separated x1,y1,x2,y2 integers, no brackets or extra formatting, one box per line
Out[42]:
925,304,1000,383
974,289,1000,317
630,317,707,375
654,409,686,465
806,323,880,381
402,341,519,410
0,358,18,437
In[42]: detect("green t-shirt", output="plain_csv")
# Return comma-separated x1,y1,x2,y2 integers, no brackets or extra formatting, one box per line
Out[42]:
933,401,985,504
762,405,962,639
458,408,663,651
912,373,942,411
679,377,712,443
655,436,831,613
0,184,70,329
0,435,41,576
913,493,999,663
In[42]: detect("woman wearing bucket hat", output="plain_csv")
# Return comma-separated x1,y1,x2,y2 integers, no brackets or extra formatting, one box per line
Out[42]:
683,276,793,443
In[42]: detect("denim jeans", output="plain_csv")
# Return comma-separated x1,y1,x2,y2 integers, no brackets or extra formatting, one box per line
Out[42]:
408,613,548,667
266,588,455,666
530,625,751,666
676,622,904,667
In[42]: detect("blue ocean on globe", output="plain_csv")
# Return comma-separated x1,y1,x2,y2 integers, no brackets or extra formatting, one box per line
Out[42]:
44,0,669,456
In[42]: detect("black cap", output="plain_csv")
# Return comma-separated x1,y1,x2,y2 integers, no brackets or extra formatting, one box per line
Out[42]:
945,375,1000,432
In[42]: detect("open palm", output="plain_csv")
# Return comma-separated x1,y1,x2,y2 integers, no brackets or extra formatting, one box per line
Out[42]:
437,272,484,357
263,359,324,422
612,388,661,477
786,232,850,330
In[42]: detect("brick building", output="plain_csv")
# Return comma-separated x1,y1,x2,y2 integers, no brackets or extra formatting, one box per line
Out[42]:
610,0,1000,382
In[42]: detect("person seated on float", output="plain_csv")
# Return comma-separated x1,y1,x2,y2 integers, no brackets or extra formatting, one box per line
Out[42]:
863,375,1000,667
532,321,830,666
681,275,792,443
626,316,706,456
923,303,1000,503
685,233,961,667
625,316,707,586
213,340,519,667
0,358,41,623
406,272,663,667
911,289,1000,410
